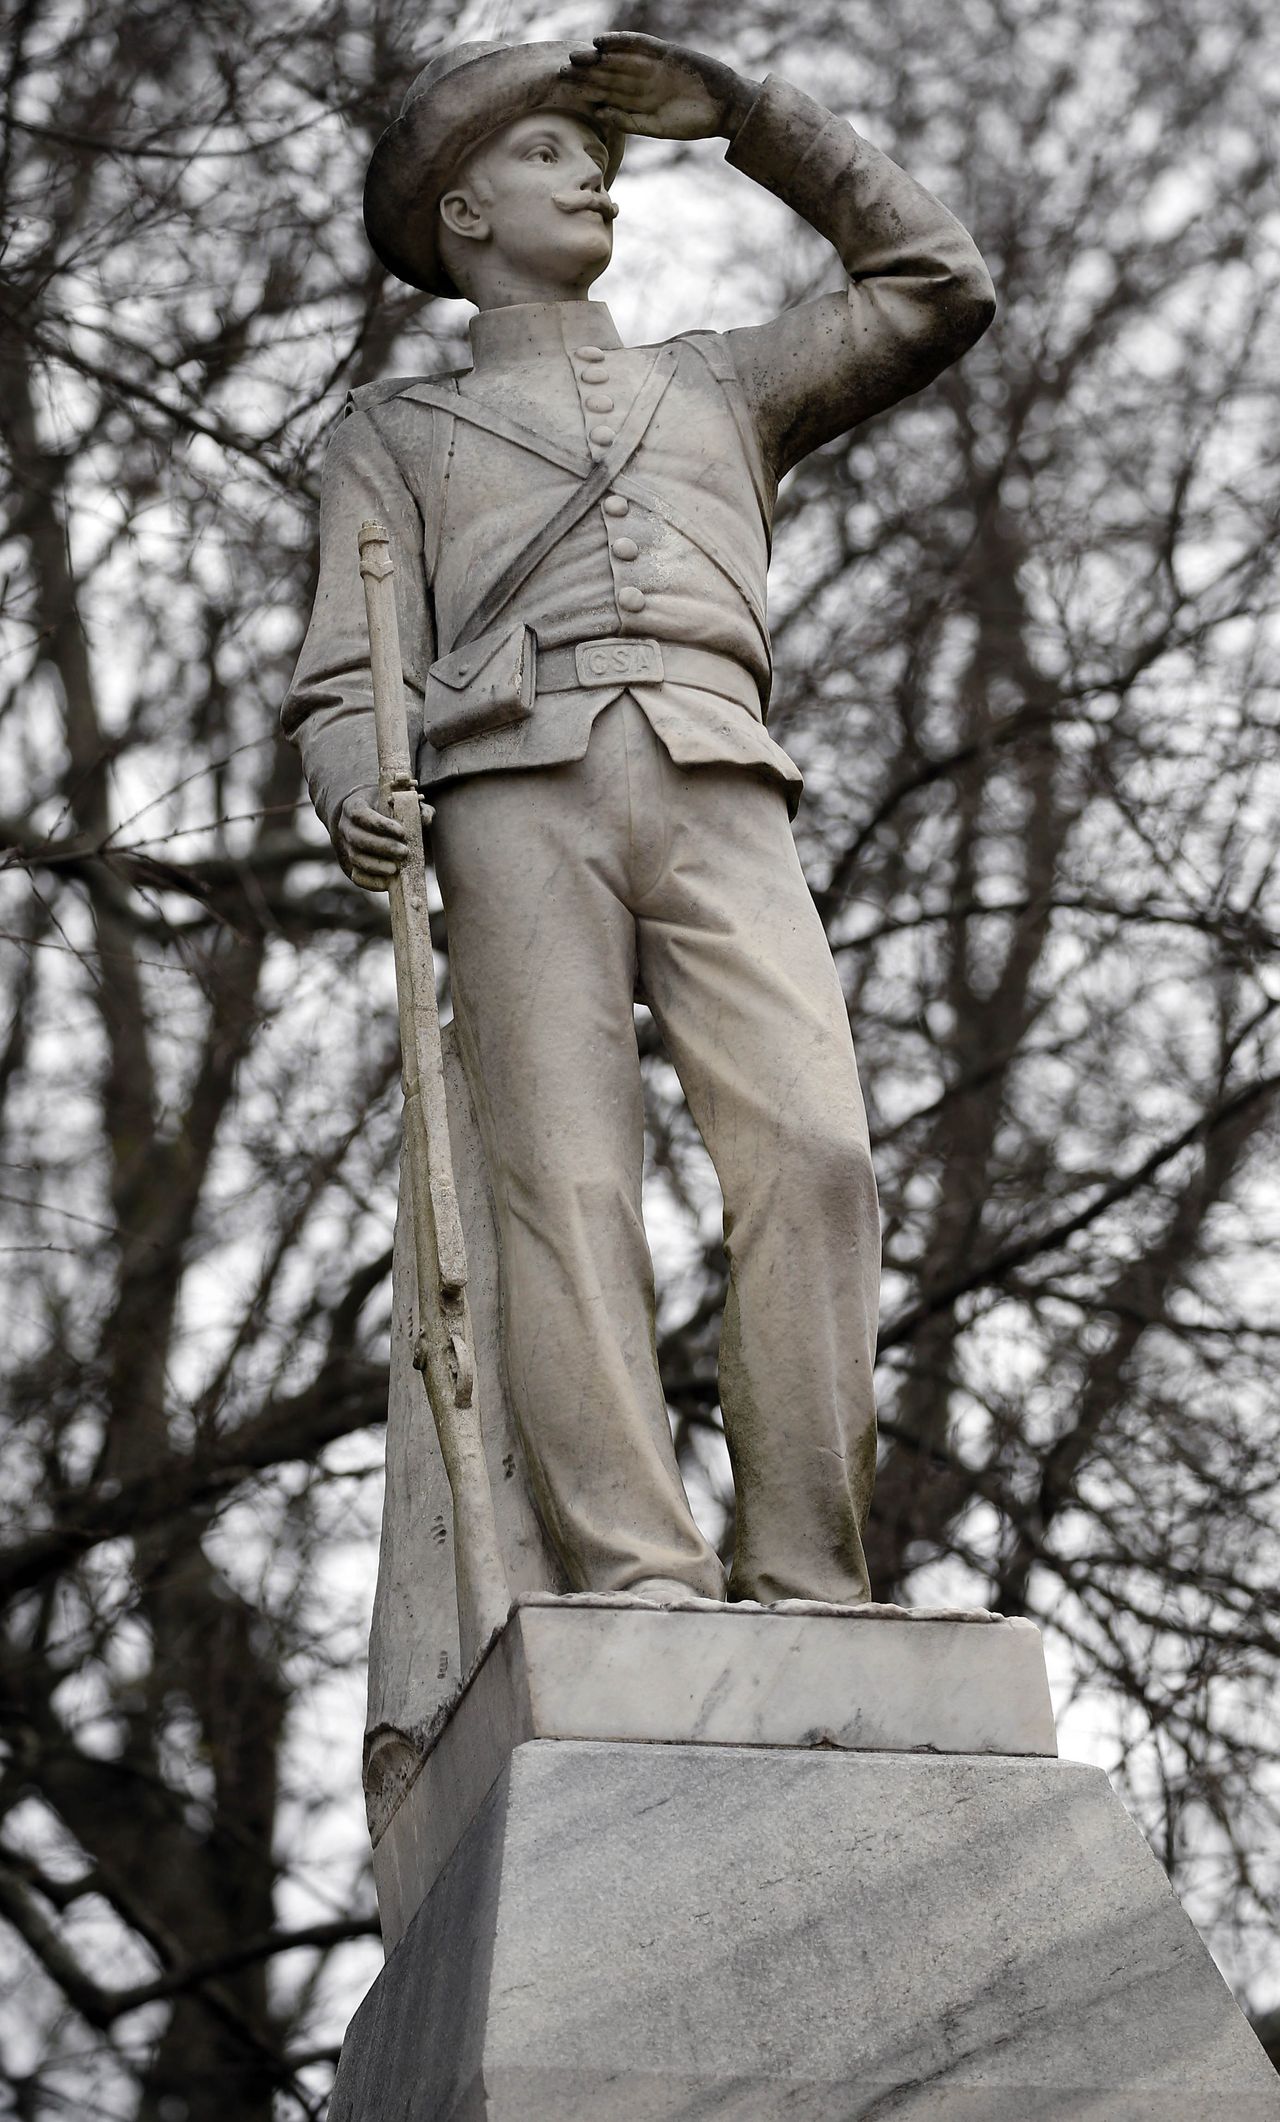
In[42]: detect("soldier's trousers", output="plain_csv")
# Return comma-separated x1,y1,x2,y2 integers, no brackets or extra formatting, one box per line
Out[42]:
431,695,880,1604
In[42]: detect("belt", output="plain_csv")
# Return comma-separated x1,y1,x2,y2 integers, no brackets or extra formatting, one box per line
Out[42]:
536,637,762,716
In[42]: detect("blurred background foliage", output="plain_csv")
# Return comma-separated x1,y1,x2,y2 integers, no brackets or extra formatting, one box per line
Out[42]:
1,0,1277,2112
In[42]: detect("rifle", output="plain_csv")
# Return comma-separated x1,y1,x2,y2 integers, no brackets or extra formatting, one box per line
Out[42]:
357,520,510,1671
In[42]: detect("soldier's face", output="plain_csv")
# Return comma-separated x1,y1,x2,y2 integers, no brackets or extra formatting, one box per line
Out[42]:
441,111,617,293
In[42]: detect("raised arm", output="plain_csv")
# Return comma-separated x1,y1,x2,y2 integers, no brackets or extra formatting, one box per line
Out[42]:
564,34,995,479
282,407,432,887
723,76,994,473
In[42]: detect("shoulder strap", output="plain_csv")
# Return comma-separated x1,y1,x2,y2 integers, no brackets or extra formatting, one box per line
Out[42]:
454,341,682,650
394,381,588,479
344,373,446,414
679,331,774,528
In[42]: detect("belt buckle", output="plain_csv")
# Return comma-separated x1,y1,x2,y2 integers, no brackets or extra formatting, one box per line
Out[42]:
575,636,665,688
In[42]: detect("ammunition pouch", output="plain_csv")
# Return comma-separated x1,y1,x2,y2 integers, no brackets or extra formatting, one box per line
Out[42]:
423,622,536,748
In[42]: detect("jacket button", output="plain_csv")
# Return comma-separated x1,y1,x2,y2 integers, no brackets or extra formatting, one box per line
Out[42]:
603,495,629,517
589,424,617,447
580,366,609,385
573,345,608,361
617,586,646,613
585,394,614,413
611,537,639,561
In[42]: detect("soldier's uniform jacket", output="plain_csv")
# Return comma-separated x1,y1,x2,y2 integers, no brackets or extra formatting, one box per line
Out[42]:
283,76,995,835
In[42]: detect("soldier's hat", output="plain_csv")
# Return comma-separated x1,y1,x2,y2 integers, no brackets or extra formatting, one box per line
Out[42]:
363,41,626,299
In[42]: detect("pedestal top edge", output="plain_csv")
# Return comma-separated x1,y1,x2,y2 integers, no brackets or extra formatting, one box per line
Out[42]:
516,1592,1030,1627
373,1594,1055,1855
387,1595,1047,1831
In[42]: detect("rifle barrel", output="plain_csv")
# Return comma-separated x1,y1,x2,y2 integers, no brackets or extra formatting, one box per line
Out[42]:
358,520,510,1674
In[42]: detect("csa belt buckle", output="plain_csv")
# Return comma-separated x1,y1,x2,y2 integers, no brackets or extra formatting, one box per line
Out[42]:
575,636,665,688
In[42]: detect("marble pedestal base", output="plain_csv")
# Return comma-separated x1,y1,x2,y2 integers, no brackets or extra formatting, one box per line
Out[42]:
371,1598,1056,1952
331,1608,1279,2119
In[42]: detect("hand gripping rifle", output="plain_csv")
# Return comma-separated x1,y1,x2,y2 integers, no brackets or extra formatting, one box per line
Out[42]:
357,521,510,1671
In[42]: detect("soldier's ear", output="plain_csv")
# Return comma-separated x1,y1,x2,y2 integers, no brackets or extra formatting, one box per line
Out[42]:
439,187,490,244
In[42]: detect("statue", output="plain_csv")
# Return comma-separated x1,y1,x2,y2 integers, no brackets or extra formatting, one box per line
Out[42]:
283,33,994,1663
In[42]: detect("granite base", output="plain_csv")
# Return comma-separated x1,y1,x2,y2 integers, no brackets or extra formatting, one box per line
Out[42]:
332,1738,1279,2119
332,1607,1278,2119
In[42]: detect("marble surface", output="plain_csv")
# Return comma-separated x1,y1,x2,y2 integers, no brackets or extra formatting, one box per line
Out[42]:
371,1601,1056,1951
334,1740,1280,2119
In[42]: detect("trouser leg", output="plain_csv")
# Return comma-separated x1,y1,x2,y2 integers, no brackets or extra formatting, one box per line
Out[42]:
431,711,725,1597
629,716,881,1604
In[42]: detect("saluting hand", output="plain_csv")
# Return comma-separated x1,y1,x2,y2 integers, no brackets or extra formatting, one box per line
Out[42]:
560,32,755,142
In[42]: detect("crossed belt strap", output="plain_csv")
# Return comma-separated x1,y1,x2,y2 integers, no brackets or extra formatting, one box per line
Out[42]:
402,344,677,652
394,340,769,657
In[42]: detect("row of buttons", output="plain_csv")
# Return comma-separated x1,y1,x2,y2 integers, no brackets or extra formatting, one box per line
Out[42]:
575,344,646,614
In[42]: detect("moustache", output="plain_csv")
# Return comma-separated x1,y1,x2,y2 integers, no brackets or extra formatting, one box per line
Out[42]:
553,191,619,222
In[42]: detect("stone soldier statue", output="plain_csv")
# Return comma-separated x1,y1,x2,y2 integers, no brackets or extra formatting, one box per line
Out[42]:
283,33,994,1614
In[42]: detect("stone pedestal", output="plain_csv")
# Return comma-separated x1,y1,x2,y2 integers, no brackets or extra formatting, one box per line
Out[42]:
332,1604,1280,2120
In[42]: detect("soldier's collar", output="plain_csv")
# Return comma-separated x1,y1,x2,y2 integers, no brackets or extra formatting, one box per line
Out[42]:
466,298,622,372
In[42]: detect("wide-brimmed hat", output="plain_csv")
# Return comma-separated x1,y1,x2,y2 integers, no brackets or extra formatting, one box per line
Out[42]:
363,40,626,299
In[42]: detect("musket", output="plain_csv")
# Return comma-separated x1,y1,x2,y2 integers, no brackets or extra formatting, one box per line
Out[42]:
357,520,510,1671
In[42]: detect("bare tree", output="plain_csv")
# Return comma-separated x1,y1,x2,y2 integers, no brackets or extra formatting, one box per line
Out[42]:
0,4,454,2112
1,0,1277,2113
